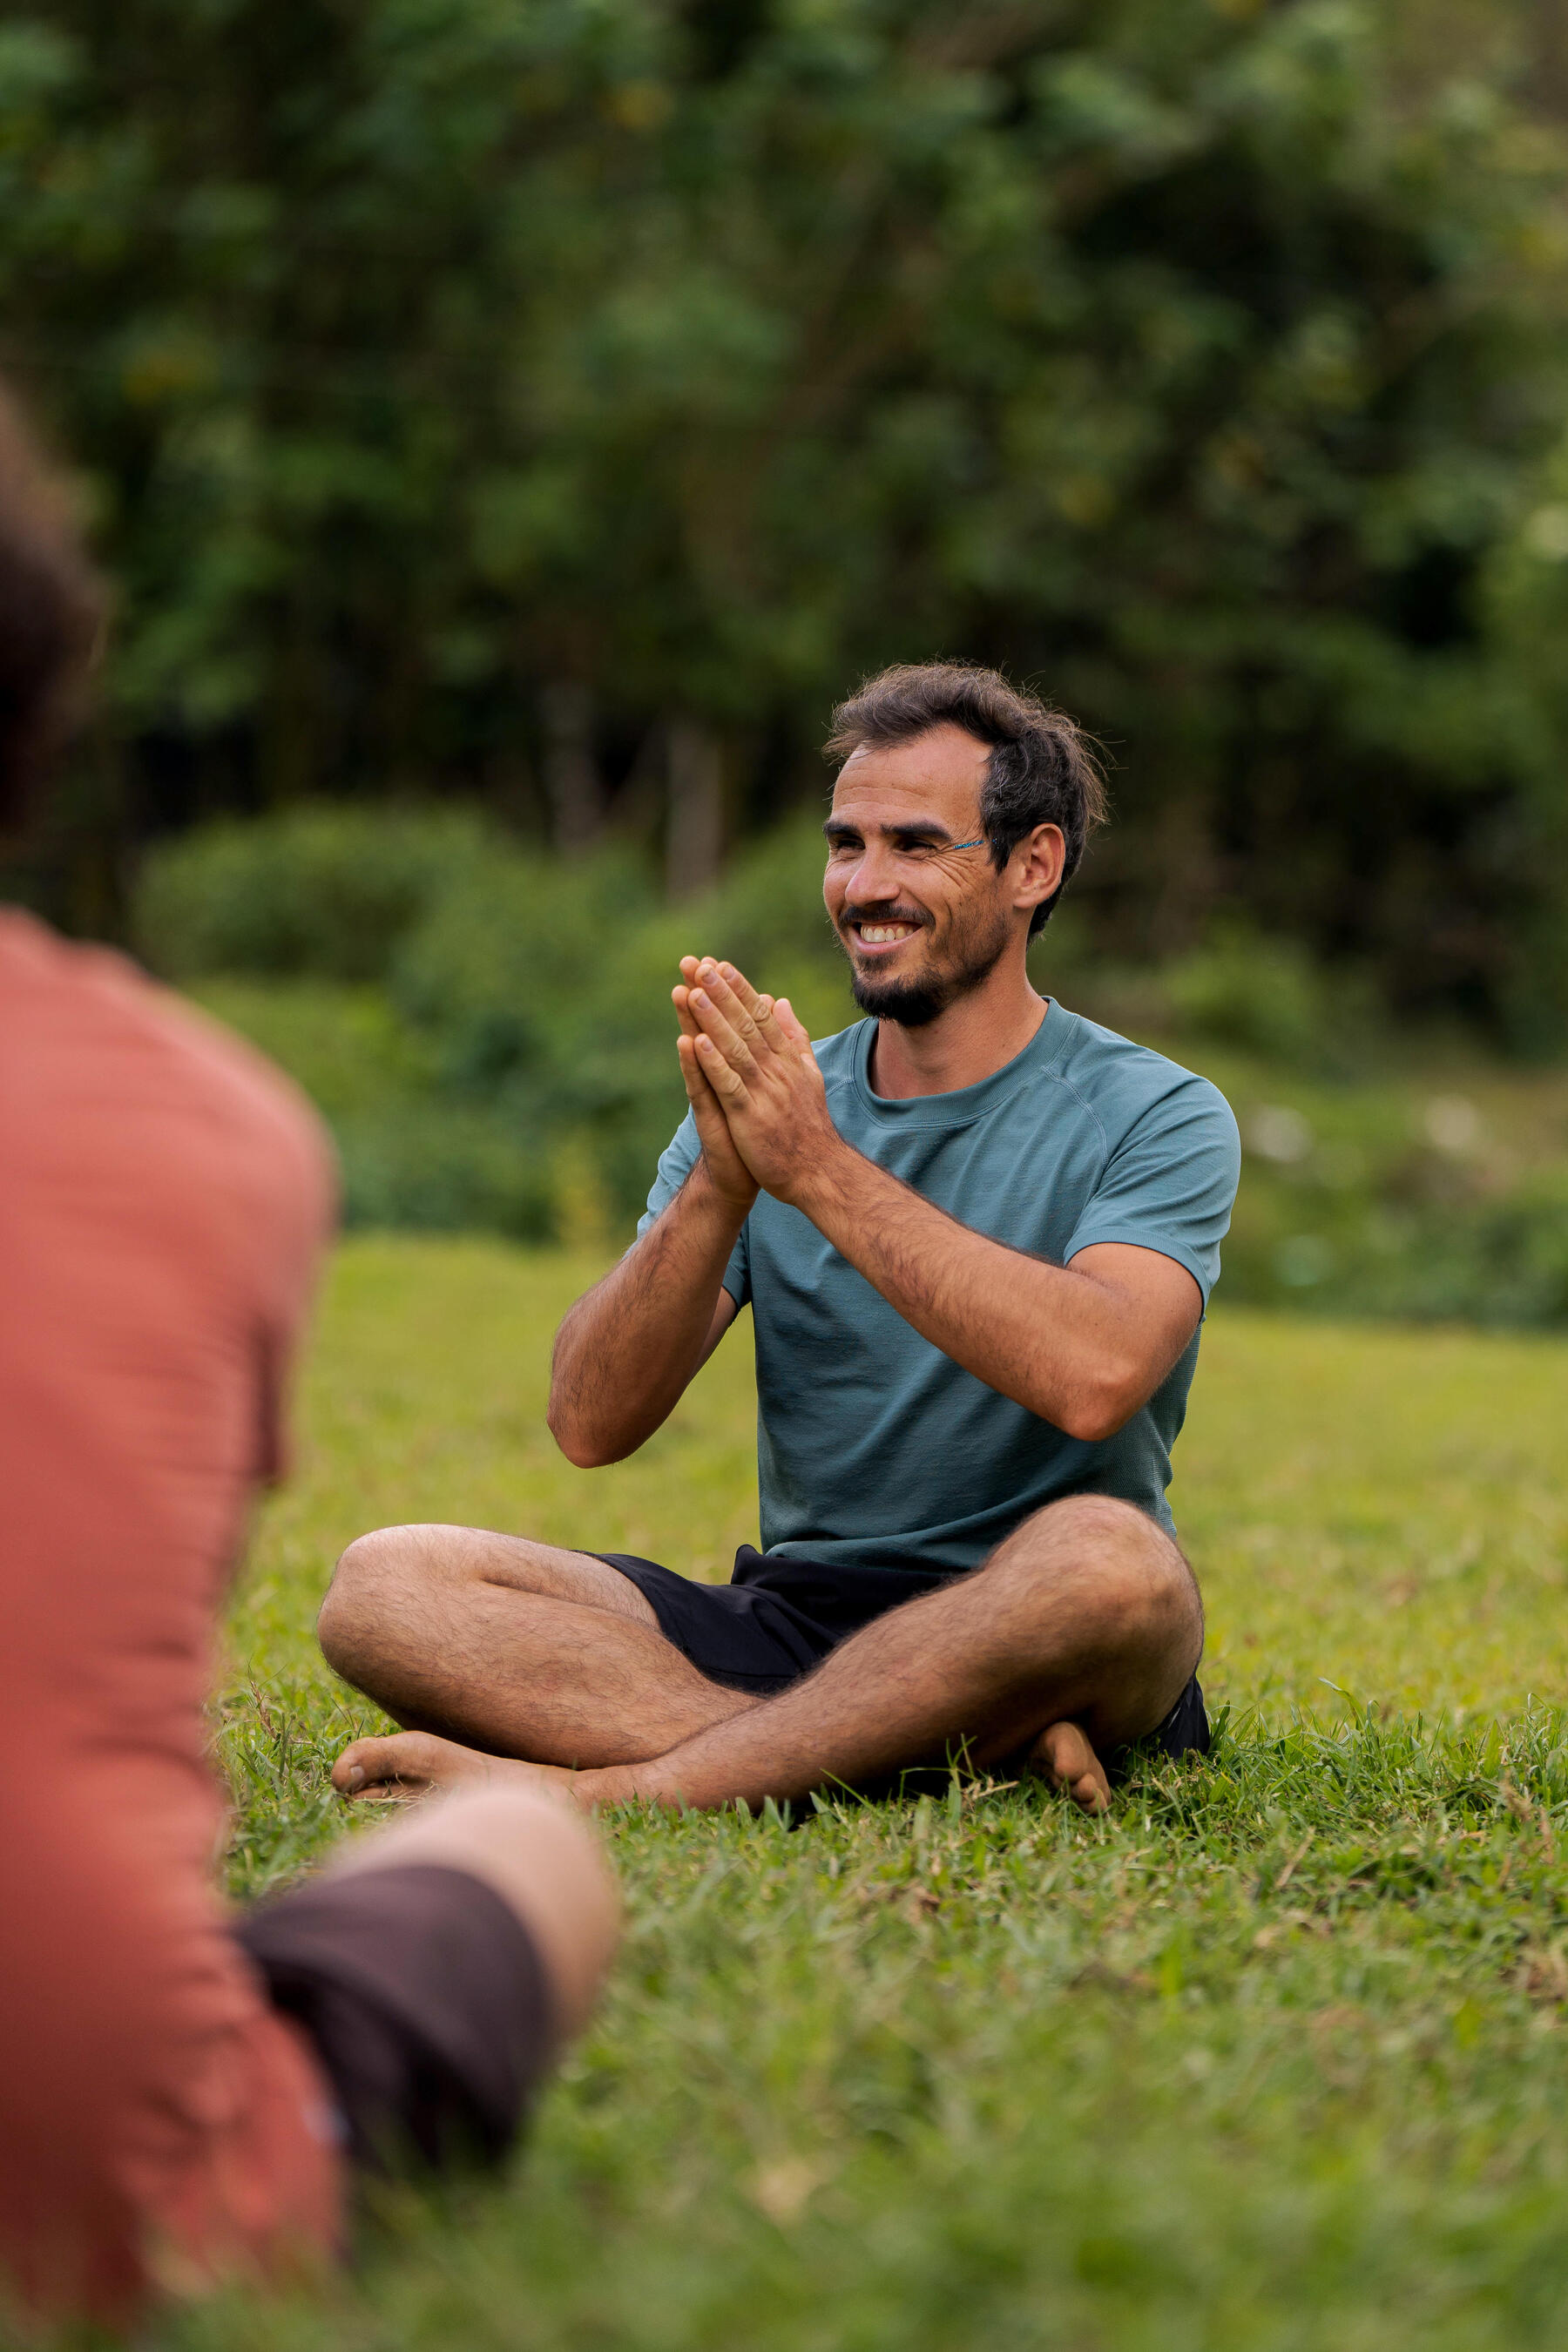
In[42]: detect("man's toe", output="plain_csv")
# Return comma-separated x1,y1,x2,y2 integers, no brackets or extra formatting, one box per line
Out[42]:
1034,1720,1112,1815
332,1733,435,1795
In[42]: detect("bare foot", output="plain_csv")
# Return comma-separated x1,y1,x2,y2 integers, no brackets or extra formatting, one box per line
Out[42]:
332,1731,587,1808
1032,1720,1112,1815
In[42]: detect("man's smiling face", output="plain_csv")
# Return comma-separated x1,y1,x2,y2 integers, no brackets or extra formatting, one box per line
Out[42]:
822,723,1016,1028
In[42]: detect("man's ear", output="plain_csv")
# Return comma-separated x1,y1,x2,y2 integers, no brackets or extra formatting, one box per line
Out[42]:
1011,822,1066,916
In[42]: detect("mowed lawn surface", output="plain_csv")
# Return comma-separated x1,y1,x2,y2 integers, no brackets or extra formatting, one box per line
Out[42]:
174,1238,1568,2352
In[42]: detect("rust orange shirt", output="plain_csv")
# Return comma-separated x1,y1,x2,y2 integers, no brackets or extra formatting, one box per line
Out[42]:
0,909,342,2322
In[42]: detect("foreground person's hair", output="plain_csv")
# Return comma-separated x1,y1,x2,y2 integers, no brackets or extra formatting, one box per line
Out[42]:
0,382,102,828
823,662,1106,936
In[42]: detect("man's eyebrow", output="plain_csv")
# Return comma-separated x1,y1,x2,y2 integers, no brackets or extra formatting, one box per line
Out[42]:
821,815,956,843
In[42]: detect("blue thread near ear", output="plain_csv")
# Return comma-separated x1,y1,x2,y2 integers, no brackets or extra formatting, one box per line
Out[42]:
950,837,987,851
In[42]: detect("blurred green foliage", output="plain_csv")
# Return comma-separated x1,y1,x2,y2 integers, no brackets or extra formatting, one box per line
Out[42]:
142,803,1568,1321
138,807,494,981
4,0,1568,1038
1209,1063,1568,1328
1163,927,1374,1072
145,804,857,1239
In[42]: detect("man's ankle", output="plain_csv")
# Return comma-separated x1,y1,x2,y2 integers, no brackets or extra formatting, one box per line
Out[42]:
574,1762,642,1811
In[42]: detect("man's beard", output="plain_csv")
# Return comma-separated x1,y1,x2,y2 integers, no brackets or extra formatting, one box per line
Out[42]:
844,902,1011,1028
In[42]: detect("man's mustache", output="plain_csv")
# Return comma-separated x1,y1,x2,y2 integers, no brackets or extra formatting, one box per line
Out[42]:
838,909,931,936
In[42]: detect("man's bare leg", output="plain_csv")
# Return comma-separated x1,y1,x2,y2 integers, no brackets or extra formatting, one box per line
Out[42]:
330,1497,1202,1816
317,1524,753,1767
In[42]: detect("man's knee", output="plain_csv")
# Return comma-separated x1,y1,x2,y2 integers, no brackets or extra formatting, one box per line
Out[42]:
991,1495,1198,1644
317,1525,422,1682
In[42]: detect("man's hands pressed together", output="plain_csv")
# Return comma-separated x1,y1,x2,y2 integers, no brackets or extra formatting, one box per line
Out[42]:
670,958,758,1216
673,957,839,1210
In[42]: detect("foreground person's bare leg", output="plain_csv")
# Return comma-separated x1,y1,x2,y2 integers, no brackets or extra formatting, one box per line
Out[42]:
319,1524,752,1767
324,1785,619,2037
335,1497,1201,1817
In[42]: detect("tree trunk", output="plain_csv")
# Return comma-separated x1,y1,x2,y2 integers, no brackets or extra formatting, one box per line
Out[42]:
541,679,604,853
666,715,724,901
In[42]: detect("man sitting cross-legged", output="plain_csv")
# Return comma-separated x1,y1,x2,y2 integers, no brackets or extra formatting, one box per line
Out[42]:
322,662,1240,1819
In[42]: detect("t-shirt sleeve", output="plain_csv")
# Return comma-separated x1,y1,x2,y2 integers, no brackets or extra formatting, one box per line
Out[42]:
634,1111,751,1308
1063,1075,1240,1304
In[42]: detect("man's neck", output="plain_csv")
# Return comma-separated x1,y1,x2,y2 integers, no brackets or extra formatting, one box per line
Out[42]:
868,956,1048,1100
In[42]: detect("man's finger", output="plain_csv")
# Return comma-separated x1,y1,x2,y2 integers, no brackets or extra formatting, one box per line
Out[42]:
695,1032,747,1102
678,957,721,1036
695,964,768,1057
749,992,788,1049
715,962,767,1016
677,1031,710,1105
679,1043,750,1192
686,955,771,1049
679,1033,744,1127
773,996,814,1053
689,984,758,1077
711,963,781,1056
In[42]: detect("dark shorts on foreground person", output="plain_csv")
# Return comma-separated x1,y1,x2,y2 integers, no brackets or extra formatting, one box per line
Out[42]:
594,1544,1210,1776
239,1863,555,2179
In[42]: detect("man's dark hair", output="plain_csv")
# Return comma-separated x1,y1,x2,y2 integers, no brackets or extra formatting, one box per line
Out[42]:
0,382,102,831
823,661,1106,938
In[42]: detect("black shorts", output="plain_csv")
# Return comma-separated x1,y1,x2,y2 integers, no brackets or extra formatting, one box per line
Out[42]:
595,1544,1209,1775
237,1862,555,2178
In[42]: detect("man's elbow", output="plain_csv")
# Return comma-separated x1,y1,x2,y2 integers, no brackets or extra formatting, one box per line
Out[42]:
1053,1370,1147,1445
546,1392,625,1470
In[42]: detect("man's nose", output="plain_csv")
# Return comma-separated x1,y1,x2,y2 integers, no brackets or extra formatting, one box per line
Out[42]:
841,845,902,903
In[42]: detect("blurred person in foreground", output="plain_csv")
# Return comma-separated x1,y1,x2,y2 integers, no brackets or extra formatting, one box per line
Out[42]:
323,664,1240,1821
0,386,618,2333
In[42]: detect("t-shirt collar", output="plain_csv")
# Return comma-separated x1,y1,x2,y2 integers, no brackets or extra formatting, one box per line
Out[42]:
849,999,1072,1131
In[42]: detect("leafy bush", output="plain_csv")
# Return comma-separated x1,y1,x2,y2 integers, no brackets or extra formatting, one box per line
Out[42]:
135,806,493,982
185,975,553,1236
186,978,435,1119
1215,1074,1568,1326
392,844,665,1085
1164,926,1366,1070
335,1105,555,1240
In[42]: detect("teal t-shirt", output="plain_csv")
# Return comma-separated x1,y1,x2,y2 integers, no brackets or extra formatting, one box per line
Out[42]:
639,1003,1240,1572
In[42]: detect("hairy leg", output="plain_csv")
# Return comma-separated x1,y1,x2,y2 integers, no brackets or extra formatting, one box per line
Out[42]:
318,1524,753,1769
335,1497,1202,1817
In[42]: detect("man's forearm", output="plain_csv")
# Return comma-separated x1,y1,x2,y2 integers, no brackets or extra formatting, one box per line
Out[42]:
792,1146,1148,1441
548,1162,745,1466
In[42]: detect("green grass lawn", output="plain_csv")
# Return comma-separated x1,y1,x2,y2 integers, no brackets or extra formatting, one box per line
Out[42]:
166,1238,1568,2352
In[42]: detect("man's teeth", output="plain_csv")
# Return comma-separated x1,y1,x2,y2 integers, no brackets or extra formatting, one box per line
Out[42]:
858,923,915,943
